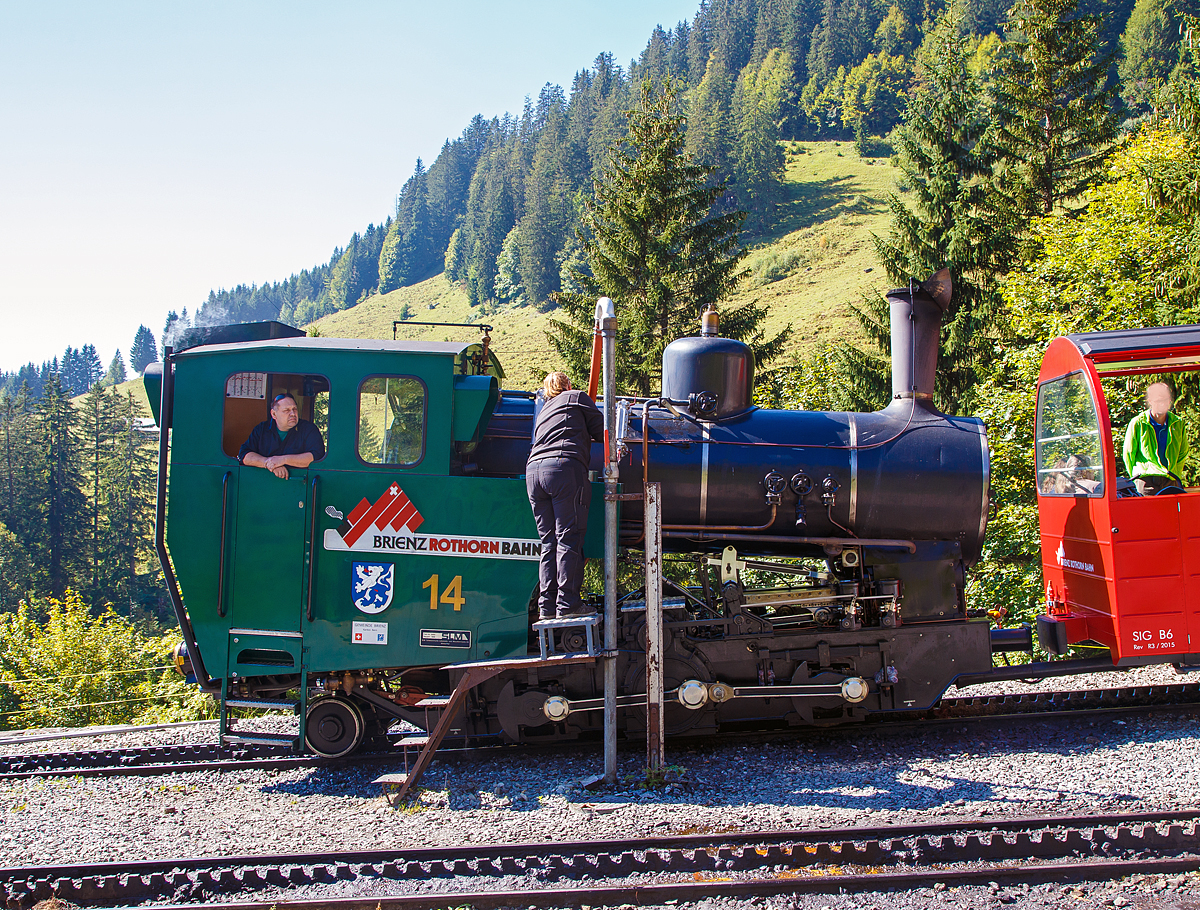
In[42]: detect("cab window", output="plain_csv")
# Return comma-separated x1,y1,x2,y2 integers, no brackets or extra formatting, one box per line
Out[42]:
1036,371,1104,497
222,372,329,459
358,376,425,465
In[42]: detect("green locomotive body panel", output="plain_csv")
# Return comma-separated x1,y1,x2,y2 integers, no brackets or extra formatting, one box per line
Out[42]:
161,335,604,685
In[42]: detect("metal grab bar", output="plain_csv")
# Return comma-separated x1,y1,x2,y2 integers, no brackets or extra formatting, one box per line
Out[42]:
306,474,320,622
217,471,231,618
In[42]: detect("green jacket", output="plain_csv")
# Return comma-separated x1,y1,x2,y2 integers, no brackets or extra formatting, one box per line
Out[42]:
1122,410,1189,478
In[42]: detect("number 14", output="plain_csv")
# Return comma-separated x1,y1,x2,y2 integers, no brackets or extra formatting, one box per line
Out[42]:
422,574,465,611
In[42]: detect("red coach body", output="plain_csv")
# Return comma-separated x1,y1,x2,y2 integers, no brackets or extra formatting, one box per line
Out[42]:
1036,326,1200,666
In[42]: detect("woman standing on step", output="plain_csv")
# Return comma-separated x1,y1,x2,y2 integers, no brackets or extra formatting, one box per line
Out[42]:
526,372,604,622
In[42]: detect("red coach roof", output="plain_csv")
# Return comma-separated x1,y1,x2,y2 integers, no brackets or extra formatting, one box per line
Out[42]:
1065,324,1200,375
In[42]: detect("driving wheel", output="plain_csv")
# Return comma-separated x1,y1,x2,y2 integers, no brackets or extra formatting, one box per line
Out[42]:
305,695,364,758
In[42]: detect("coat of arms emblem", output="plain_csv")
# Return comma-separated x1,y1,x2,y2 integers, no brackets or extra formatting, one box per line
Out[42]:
352,561,395,614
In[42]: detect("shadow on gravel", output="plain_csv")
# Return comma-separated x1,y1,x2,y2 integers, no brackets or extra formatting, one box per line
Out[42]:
261,767,388,799
256,715,1168,813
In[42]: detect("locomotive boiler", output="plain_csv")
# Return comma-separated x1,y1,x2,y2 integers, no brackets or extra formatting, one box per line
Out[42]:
153,271,1017,759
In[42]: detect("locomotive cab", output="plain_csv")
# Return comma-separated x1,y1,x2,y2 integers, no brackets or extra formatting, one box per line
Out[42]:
1036,325,1200,666
149,325,606,754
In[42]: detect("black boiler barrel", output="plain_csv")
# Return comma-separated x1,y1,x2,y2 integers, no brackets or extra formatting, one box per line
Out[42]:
617,398,990,564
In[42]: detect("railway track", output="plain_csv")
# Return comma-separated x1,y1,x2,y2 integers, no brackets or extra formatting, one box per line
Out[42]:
4,680,1200,781
4,810,1200,908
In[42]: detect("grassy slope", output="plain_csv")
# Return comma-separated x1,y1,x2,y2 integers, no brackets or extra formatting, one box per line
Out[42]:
308,139,900,391
71,375,151,412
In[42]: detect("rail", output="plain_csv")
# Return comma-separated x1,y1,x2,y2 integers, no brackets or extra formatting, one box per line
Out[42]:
4,810,1199,907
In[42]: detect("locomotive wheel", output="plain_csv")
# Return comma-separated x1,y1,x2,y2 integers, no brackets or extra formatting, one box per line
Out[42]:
496,680,560,742
305,695,364,758
623,655,712,735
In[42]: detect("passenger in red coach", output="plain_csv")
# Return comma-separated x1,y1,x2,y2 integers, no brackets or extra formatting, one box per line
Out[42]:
526,371,604,621
1122,382,1189,494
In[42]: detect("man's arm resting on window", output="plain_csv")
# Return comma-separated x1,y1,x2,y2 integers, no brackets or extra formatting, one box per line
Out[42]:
265,453,315,470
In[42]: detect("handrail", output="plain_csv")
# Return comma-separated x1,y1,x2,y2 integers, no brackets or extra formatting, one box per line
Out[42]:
306,474,320,622
217,471,231,618
153,347,219,692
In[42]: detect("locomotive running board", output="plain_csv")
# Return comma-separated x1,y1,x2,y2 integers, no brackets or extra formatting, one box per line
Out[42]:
953,656,1119,688
378,653,597,806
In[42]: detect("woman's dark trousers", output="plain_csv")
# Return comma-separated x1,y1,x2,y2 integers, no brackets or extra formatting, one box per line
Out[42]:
526,458,589,619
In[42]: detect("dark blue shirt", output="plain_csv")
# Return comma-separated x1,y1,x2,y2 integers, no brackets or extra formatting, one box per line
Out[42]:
1151,415,1170,468
238,419,325,464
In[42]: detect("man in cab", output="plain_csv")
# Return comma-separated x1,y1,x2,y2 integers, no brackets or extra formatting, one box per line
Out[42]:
239,392,325,479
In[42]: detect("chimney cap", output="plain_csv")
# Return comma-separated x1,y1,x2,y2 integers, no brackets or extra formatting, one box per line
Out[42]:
885,268,953,312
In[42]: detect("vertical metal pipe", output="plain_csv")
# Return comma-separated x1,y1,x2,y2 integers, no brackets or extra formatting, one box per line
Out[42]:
597,296,619,786
644,481,664,772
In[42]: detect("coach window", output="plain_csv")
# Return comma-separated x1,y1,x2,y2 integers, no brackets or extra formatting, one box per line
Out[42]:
358,376,426,466
1036,371,1105,497
222,372,330,459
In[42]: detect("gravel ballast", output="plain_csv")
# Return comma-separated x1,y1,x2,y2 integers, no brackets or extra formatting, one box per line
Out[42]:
3,664,1200,909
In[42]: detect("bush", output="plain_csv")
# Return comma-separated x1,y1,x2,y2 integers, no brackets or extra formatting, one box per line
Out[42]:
0,591,212,730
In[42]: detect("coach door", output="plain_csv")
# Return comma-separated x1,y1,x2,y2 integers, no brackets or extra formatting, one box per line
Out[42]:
1035,370,1115,642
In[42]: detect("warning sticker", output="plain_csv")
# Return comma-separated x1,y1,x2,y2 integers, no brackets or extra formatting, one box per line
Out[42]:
352,621,388,645
420,629,472,649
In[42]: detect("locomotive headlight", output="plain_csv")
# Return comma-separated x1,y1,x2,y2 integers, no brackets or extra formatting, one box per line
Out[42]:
840,677,869,703
542,695,571,722
172,641,193,678
676,679,709,710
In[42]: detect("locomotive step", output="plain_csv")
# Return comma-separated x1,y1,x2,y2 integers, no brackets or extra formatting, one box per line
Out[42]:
224,697,299,711
532,613,601,659
221,733,297,747
414,696,453,708
396,735,430,746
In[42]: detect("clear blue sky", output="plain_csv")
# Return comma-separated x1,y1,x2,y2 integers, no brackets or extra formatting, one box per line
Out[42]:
0,0,699,374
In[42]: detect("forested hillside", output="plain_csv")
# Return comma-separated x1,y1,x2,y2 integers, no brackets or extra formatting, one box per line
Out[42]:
170,0,1190,335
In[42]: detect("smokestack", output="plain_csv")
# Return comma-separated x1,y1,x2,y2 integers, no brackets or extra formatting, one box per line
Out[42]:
886,268,952,404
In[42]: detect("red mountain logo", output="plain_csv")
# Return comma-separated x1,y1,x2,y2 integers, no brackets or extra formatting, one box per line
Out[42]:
336,482,425,547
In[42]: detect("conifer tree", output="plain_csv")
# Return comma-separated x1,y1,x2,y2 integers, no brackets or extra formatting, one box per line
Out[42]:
990,0,1119,217
101,392,158,611
550,78,788,396
733,49,793,232
129,326,158,374
130,328,158,374
104,351,127,387
35,378,87,595
78,384,112,603
1118,0,1187,110
847,15,1011,413
0,387,35,545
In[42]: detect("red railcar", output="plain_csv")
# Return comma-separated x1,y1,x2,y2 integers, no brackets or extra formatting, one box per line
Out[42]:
1036,325,1200,667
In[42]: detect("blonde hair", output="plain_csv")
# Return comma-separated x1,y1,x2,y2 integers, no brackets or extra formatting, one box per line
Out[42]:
544,372,571,399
